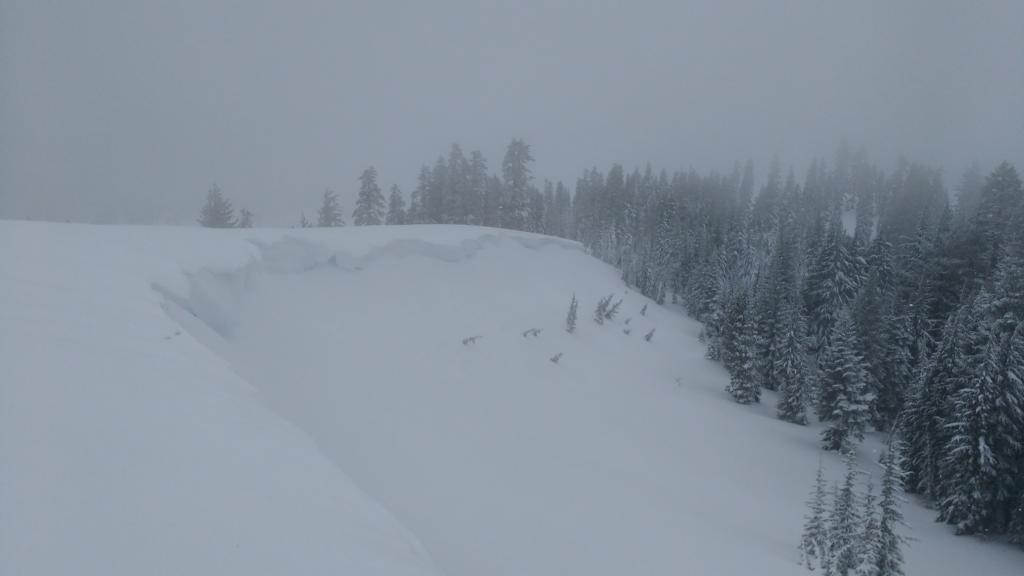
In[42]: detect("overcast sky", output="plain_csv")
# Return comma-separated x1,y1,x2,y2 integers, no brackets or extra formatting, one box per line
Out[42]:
2,0,1022,224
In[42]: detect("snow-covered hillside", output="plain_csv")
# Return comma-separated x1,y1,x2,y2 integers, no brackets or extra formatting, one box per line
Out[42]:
1,221,1021,575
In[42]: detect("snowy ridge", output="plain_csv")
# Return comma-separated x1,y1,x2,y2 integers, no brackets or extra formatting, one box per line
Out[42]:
0,222,441,576
2,221,1022,576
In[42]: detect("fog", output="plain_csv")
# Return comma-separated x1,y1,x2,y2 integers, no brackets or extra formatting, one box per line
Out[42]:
1,0,1022,225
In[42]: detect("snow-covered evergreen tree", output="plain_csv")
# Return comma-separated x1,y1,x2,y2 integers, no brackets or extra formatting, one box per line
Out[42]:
940,311,1024,534
800,460,831,570
500,139,533,229
353,166,386,226
723,290,760,403
776,302,812,424
873,445,909,576
317,189,344,227
386,185,406,225
830,450,864,576
804,220,864,354
819,314,873,451
198,184,236,228
856,480,879,576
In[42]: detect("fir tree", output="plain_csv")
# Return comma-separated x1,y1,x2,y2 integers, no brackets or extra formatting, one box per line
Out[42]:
386,184,407,225
197,184,236,228
830,450,864,576
820,314,873,451
800,459,831,570
353,166,386,225
940,312,1024,534
317,189,344,227
804,220,864,354
776,302,812,424
723,290,760,403
500,139,534,229
901,306,969,500
565,294,578,333
856,480,879,576
873,445,908,576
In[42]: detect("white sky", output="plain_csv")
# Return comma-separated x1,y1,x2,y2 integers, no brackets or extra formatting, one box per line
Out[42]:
2,0,1022,224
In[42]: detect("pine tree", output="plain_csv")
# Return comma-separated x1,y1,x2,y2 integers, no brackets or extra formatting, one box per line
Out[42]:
197,184,236,228
317,189,344,227
565,294,578,333
856,480,879,576
940,313,1024,534
776,302,812,424
386,185,406,225
800,460,831,570
299,212,312,228
820,314,873,451
723,290,760,403
353,166,386,226
500,139,534,229
873,445,908,576
805,221,864,354
830,450,864,576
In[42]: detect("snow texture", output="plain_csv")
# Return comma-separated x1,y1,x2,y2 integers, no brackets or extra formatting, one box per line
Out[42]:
1,221,1021,575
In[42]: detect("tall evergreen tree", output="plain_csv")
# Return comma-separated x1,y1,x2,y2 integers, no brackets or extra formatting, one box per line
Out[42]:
722,290,760,403
856,480,879,576
805,220,864,354
873,445,908,576
775,302,812,424
317,189,344,227
353,166,386,226
819,314,873,451
800,460,831,570
500,138,534,229
197,184,236,228
830,450,864,576
940,310,1024,534
386,185,407,225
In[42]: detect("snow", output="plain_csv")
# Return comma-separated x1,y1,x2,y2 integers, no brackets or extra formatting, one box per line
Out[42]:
2,220,1021,575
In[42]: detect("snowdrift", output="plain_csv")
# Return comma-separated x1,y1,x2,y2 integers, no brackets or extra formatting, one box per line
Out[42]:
1,221,1021,575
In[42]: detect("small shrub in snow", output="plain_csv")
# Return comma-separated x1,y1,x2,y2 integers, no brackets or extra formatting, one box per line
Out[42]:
641,303,648,316
522,328,542,338
594,294,613,324
623,328,632,335
604,298,623,321
462,335,482,345
644,328,655,342
565,294,578,333
550,352,563,364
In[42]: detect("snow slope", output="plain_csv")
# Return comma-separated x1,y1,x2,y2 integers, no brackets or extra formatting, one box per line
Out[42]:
1,221,1021,575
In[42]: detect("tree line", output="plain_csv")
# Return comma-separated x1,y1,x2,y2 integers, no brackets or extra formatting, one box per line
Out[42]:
198,139,1024,546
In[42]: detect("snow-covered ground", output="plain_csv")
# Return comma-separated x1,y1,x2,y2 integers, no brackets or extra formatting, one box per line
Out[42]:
1,221,1021,575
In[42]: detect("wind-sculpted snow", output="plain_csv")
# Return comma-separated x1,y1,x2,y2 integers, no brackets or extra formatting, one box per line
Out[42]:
1,221,1021,576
